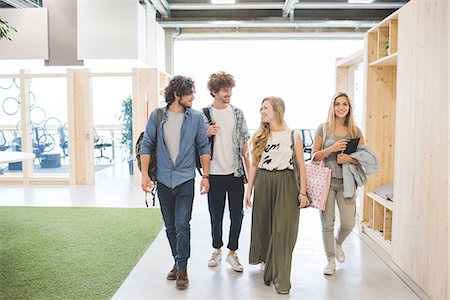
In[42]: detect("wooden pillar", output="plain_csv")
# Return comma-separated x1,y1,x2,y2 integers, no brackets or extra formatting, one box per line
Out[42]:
131,68,171,186
67,68,94,184
19,69,33,184
131,68,159,186
335,63,348,93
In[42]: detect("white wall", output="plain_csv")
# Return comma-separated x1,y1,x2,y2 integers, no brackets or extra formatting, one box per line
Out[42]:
137,3,147,63
77,0,161,65
155,23,166,71
146,5,165,70
77,0,142,60
146,5,157,67
0,8,48,59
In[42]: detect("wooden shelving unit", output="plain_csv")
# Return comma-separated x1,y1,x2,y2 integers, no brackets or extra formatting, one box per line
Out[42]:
362,12,398,254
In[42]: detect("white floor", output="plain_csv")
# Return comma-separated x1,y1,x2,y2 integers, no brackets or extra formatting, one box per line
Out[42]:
0,165,427,299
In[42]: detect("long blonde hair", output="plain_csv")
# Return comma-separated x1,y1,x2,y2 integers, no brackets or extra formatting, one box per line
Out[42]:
325,92,358,138
251,96,287,166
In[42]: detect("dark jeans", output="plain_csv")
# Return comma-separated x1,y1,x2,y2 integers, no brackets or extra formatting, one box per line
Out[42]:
157,179,194,271
207,174,244,251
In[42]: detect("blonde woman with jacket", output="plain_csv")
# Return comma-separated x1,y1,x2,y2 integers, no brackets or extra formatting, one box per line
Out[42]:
312,92,364,276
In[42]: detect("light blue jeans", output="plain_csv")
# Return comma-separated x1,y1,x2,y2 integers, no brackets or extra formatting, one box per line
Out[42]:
320,177,356,259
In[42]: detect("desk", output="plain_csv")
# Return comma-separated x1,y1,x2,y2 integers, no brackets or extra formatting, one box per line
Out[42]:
0,152,35,164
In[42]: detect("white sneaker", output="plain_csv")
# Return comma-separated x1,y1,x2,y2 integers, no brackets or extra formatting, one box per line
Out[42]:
323,258,336,275
335,240,345,263
208,251,222,267
260,262,265,271
226,253,244,272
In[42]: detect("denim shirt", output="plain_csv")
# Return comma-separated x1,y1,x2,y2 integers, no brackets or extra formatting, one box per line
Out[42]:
204,104,250,178
140,106,211,189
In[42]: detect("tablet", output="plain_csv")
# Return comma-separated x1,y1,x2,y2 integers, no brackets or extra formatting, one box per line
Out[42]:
343,138,360,154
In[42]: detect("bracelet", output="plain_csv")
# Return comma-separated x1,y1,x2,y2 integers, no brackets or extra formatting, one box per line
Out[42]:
202,175,209,179
299,192,307,196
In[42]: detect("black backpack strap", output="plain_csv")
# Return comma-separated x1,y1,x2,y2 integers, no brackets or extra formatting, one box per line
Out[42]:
147,107,163,207
202,107,214,159
156,107,163,125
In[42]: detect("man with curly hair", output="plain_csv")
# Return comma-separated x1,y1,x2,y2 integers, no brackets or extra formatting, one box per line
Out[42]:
140,75,211,290
204,71,250,272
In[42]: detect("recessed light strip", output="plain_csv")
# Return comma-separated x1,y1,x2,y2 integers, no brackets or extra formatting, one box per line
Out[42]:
211,0,236,4
348,0,374,3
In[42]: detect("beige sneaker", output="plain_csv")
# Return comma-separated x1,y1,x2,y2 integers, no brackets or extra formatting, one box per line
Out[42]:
323,258,336,275
226,253,244,272
208,250,222,267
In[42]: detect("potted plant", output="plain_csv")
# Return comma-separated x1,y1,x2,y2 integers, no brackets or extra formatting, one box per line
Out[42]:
0,19,17,41
119,96,133,175
385,37,390,55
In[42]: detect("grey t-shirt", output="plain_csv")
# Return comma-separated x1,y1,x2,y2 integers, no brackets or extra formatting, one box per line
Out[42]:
164,110,184,165
316,123,363,179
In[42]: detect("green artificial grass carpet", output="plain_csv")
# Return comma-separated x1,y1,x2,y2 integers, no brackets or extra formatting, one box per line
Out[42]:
0,206,163,300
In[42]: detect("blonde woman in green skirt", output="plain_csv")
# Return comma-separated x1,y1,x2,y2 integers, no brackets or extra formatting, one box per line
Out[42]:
244,96,309,294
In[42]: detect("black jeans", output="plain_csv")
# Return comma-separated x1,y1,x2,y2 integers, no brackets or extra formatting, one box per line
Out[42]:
207,174,244,251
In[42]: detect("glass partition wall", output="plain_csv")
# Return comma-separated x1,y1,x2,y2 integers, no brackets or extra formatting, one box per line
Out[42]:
0,68,167,185
92,76,133,183
0,73,70,182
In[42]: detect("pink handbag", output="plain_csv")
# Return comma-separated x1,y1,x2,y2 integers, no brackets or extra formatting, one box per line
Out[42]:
305,160,331,210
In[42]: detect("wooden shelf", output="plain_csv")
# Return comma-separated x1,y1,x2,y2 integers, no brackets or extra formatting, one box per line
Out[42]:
369,53,398,67
367,192,394,211
367,14,398,65
363,12,398,254
362,223,392,254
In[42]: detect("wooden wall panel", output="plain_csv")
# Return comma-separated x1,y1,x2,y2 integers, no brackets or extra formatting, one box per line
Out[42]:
335,66,348,93
364,66,396,193
67,69,94,184
448,0,450,293
392,0,448,299
19,70,33,183
131,68,160,186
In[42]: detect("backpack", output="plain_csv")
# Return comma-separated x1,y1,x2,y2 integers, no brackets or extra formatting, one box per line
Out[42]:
135,108,163,206
195,107,214,175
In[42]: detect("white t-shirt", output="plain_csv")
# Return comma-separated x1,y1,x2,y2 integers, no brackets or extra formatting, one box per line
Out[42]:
164,110,184,165
258,129,294,171
210,105,235,175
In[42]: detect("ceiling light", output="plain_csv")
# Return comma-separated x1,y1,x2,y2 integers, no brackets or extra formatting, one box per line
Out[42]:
211,0,235,4
348,0,374,3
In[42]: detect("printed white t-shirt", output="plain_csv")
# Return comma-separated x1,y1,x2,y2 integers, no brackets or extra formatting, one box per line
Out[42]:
258,129,294,171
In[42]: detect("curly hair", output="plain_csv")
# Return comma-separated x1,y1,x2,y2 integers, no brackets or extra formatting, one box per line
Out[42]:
251,96,286,166
164,75,195,106
207,71,236,97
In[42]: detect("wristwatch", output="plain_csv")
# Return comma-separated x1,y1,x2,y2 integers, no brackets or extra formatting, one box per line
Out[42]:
202,175,209,179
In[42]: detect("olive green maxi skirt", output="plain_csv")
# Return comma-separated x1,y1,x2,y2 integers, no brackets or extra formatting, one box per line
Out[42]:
249,168,300,293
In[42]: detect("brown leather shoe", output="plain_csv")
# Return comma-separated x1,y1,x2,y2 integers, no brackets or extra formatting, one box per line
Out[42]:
166,264,177,280
175,270,189,290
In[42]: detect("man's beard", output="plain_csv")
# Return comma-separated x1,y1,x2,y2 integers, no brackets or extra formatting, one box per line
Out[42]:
179,99,192,109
